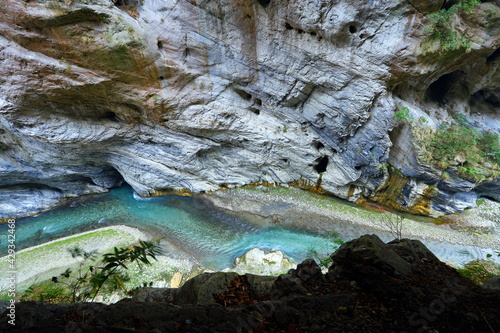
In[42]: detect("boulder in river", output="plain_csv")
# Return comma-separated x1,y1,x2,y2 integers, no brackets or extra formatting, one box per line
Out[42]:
231,247,296,276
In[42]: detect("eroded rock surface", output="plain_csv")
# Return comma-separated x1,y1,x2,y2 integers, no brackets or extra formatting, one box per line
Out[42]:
0,0,499,218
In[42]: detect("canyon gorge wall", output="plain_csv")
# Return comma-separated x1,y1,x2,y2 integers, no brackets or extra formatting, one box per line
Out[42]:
0,0,499,218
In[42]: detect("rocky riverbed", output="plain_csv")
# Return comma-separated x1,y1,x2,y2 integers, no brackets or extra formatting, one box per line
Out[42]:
201,185,500,266
2,184,498,300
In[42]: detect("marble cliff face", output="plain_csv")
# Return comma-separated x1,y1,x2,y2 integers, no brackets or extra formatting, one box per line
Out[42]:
0,0,498,218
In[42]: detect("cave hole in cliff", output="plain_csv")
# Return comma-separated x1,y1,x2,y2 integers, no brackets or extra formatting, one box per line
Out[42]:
315,141,325,150
103,111,119,121
487,48,500,63
157,40,163,49
113,0,140,7
285,23,293,30
441,1,456,10
249,107,260,115
256,0,271,7
234,88,252,101
348,25,358,34
314,156,329,173
480,195,498,202
473,89,500,108
425,70,464,105
158,76,165,81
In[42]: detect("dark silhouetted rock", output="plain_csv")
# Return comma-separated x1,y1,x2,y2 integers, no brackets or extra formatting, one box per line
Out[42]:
2,235,499,332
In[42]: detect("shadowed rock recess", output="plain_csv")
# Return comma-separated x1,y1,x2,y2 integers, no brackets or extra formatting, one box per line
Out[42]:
0,0,499,218
1,235,499,332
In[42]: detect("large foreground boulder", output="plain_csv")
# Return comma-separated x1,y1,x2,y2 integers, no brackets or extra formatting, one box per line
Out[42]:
2,235,499,332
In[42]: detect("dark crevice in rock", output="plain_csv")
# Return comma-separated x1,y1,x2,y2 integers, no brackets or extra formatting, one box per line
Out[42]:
486,48,500,63
314,156,329,173
284,22,320,39
348,25,358,34
103,111,119,121
28,7,110,29
315,141,325,150
234,88,252,101
113,0,140,7
425,70,465,105
480,195,497,201
157,40,163,49
122,103,143,114
472,89,500,108
441,0,456,10
256,0,271,7
249,107,260,115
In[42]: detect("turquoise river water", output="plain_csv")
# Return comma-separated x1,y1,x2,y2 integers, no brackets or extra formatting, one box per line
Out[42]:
1,185,498,270
0,186,337,269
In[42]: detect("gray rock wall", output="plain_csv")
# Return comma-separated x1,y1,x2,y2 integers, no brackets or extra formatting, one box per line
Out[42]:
0,0,498,218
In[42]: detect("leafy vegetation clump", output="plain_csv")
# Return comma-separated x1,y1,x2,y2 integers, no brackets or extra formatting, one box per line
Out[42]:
456,257,500,285
415,115,500,182
20,240,162,303
394,107,413,123
424,0,481,53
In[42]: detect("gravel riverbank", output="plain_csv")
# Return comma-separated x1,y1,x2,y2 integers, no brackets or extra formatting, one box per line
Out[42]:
0,226,197,293
201,186,500,266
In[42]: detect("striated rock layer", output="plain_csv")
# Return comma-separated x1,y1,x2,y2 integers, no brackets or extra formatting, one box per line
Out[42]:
0,0,499,218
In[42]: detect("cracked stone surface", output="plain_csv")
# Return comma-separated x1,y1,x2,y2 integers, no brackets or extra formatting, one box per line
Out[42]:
0,0,499,218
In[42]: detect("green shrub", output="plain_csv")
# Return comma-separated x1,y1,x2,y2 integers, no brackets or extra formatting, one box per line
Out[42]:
21,240,161,303
429,123,479,164
479,132,500,165
19,281,70,303
457,259,500,285
394,107,413,123
425,0,480,53
416,117,500,182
